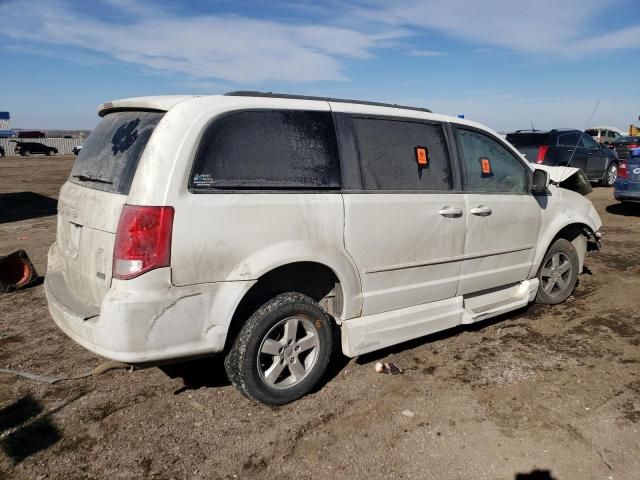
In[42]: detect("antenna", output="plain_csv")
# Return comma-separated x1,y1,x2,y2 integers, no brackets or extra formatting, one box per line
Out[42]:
531,120,535,131
567,100,600,167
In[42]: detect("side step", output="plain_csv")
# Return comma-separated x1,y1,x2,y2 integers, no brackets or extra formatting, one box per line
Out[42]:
460,279,539,324
341,297,460,357
340,279,539,358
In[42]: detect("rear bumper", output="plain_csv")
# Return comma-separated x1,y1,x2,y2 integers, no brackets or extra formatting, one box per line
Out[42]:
45,264,253,364
614,182,640,201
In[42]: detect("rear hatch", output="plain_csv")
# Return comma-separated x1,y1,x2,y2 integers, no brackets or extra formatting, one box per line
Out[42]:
55,110,164,308
505,133,551,163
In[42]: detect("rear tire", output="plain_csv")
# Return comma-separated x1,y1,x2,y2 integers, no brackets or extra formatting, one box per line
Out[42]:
535,238,580,305
47,149,55,156
601,162,617,187
224,292,333,405
22,150,31,157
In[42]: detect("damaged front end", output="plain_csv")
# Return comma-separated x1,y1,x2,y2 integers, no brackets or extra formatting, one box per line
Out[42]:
536,165,593,196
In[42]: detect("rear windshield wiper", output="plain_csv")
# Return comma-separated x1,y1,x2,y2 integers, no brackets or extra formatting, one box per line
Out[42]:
72,174,113,184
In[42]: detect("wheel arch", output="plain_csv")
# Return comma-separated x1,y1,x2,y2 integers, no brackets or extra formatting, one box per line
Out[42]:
531,221,597,277
223,260,361,352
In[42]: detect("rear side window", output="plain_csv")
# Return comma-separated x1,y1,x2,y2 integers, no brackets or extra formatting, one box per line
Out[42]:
70,111,164,194
580,134,599,148
557,132,581,146
457,128,528,193
191,110,340,190
351,117,452,191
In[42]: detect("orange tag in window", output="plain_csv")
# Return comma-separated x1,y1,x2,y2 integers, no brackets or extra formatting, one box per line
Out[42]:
416,146,428,166
481,157,492,175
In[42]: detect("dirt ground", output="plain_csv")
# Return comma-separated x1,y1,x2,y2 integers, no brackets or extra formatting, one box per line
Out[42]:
1,155,639,480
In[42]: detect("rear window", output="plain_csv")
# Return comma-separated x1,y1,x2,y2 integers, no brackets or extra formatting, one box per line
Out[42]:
69,111,164,194
505,133,551,147
190,110,341,190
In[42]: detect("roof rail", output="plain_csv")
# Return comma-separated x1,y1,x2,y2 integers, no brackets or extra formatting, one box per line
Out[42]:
224,91,432,114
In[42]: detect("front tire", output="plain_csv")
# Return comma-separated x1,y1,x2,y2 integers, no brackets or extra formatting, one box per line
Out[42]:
602,162,617,187
22,150,31,157
47,149,55,156
224,292,333,405
535,238,579,305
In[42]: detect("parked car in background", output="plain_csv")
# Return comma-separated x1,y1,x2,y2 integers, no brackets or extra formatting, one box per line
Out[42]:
46,92,602,405
611,135,640,160
614,147,640,204
506,129,620,186
17,130,46,138
72,145,83,155
585,126,624,146
11,141,58,156
0,145,5,157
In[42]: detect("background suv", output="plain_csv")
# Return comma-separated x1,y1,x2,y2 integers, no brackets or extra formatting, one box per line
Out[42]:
585,126,624,145
506,129,619,186
11,141,58,156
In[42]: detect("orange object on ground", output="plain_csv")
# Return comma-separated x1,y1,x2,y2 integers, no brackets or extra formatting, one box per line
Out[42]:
0,250,39,293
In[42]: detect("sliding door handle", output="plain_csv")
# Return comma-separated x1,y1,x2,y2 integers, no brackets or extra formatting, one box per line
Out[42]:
438,207,463,218
470,206,492,216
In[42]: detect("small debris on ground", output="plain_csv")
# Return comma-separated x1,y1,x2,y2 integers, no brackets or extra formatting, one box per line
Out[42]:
374,361,403,375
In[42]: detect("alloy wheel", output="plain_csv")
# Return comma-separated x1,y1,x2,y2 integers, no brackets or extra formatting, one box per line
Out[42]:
607,164,617,185
540,252,573,298
257,315,320,389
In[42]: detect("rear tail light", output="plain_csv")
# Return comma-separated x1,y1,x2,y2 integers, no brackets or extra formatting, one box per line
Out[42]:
618,161,628,179
536,145,549,164
113,205,174,280
628,144,639,150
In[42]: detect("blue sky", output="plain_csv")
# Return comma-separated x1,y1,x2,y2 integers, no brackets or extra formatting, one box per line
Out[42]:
1,0,639,131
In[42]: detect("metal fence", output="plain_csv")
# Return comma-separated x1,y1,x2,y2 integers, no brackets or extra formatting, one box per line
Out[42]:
0,137,84,156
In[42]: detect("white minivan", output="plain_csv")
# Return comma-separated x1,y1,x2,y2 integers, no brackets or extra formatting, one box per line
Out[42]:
46,92,602,404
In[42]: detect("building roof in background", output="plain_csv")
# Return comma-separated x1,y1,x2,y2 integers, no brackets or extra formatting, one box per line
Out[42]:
0,112,10,120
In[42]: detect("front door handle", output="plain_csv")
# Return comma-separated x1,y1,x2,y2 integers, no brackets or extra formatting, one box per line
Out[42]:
438,207,463,218
470,205,492,216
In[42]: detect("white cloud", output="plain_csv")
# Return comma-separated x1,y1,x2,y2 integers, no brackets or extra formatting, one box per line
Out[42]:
0,0,637,87
352,0,640,55
0,0,405,83
406,49,444,57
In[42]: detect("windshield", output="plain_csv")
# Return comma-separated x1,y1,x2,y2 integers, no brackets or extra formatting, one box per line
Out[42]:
69,111,164,194
585,129,599,136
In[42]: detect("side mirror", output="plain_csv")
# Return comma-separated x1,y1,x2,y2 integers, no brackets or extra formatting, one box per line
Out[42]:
531,169,550,194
